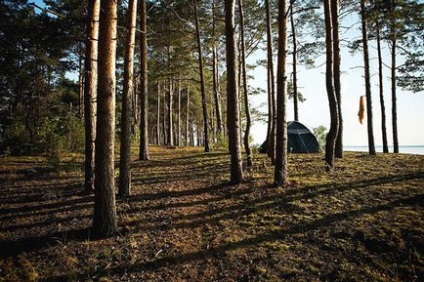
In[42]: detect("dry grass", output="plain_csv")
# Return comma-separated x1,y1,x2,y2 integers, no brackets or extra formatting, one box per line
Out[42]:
0,146,423,281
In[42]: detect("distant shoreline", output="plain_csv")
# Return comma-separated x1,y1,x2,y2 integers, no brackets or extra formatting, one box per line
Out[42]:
344,145,424,155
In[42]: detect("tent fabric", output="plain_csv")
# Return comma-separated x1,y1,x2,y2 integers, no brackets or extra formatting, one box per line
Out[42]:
258,121,321,153
287,121,320,153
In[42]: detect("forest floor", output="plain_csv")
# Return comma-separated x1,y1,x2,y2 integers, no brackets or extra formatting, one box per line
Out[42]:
0,146,423,282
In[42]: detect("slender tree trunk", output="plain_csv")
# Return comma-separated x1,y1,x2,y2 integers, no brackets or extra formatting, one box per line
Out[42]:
361,0,376,156
238,0,252,167
323,0,339,170
177,80,181,147
376,17,389,153
274,0,288,187
83,0,99,194
132,73,139,127
186,89,190,146
157,82,161,145
225,0,243,184
332,0,343,158
194,0,211,152
139,0,149,160
167,77,173,147
163,85,168,146
390,0,399,153
265,0,276,161
119,0,138,197
212,1,223,136
78,42,84,118
290,1,299,122
93,0,118,237
391,39,399,153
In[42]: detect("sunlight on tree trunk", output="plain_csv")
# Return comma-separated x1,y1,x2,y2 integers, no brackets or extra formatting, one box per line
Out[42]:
238,0,252,167
332,0,343,159
83,0,99,195
93,0,118,237
265,0,276,162
139,0,149,160
225,0,243,184
119,0,138,197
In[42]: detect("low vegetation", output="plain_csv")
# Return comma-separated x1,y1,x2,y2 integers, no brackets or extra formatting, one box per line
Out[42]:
1,147,423,281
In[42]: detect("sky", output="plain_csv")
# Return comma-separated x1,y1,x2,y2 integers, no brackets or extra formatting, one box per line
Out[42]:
248,13,424,147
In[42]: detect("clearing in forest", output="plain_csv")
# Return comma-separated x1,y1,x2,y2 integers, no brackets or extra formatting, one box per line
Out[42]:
0,147,423,281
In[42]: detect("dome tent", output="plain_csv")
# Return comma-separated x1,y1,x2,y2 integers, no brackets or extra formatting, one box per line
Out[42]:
287,121,320,153
259,121,321,153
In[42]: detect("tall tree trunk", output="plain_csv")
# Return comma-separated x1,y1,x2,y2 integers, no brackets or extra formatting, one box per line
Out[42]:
274,0,288,187
83,0,99,194
163,84,168,146
390,0,399,153
290,0,299,122
167,77,174,147
238,0,252,167
360,0,376,156
376,16,389,153
186,89,190,146
139,0,149,160
265,0,276,161
119,0,138,198
225,0,243,184
391,39,398,153
323,0,339,170
157,82,161,145
93,0,118,237
212,1,223,136
332,0,343,158
194,0,211,152
78,42,84,118
177,80,181,147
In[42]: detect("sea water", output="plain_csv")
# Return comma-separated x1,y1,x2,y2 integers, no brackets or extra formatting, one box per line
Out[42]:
344,145,424,155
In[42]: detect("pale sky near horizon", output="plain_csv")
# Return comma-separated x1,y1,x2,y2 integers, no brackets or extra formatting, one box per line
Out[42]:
248,12,424,147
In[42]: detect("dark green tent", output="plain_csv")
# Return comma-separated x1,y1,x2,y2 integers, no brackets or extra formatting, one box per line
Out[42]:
287,121,320,153
259,121,321,153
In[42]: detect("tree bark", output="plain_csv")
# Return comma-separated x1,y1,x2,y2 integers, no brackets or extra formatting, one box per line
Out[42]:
93,0,118,237
119,0,138,198
238,0,252,167
177,80,181,147
163,83,168,146
376,16,389,153
139,0,149,160
78,42,84,118
83,0,99,194
265,0,276,161
323,0,339,170
332,0,343,158
212,1,223,137
225,0,243,184
274,0,288,187
290,0,299,122
157,82,161,145
390,0,399,153
360,0,376,156
186,89,190,146
167,77,174,147
194,0,211,152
